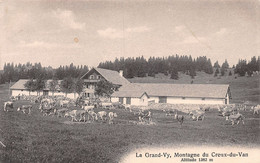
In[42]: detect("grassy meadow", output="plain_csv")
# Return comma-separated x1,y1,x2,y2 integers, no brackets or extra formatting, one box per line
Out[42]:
0,74,259,163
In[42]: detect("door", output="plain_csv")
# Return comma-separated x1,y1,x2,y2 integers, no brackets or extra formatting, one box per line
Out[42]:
119,97,124,104
159,96,167,103
43,90,49,96
126,97,131,105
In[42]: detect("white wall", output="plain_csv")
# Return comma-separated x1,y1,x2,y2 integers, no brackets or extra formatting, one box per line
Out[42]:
111,97,119,103
11,90,78,99
11,90,42,96
154,96,225,105
111,95,149,106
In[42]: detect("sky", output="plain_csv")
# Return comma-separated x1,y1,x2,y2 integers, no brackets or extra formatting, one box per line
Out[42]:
0,0,259,69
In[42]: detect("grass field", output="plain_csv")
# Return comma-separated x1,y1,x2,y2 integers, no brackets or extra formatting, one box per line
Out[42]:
0,76,259,162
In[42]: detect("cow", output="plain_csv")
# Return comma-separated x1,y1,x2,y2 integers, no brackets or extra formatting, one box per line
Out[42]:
87,110,98,121
253,105,260,114
39,104,56,116
226,113,245,125
101,102,113,109
138,110,152,122
17,105,32,114
56,108,69,117
64,110,87,122
59,100,70,107
174,112,184,125
97,111,107,121
191,112,205,121
108,112,117,124
3,101,13,112
163,109,175,116
82,105,95,112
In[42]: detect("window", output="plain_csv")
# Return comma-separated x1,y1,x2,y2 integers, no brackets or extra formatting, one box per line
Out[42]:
202,98,205,100
90,75,94,79
126,97,131,105
159,96,167,103
119,97,123,104
97,75,101,79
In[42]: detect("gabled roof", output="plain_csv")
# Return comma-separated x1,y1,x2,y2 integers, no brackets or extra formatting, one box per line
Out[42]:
10,79,62,91
113,83,230,99
112,90,148,98
81,67,130,86
10,79,28,90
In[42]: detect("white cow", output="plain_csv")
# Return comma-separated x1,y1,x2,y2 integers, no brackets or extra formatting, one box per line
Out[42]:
226,113,245,125
65,110,87,122
97,111,107,121
82,105,94,112
108,112,117,124
87,111,98,121
3,101,13,112
17,105,32,114
253,105,260,114
192,112,205,121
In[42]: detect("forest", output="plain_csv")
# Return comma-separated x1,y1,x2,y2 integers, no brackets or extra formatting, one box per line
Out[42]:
0,55,259,84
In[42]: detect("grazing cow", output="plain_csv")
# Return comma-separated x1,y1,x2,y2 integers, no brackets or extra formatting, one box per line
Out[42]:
174,113,184,125
101,102,113,109
108,112,117,124
191,112,205,121
226,113,245,125
138,110,152,122
56,108,69,117
39,104,56,116
253,105,260,114
97,111,107,121
87,110,98,121
82,105,95,112
3,101,13,112
17,105,32,114
65,110,87,122
59,100,70,107
163,109,175,116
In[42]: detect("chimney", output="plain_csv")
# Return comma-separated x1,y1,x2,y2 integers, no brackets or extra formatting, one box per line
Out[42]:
119,70,123,77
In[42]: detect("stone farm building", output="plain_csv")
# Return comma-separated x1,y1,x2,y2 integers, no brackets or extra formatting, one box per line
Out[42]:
10,79,78,99
111,83,231,106
80,67,130,98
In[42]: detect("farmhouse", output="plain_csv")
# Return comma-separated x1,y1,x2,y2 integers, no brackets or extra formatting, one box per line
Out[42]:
111,83,231,106
80,67,130,97
10,79,79,99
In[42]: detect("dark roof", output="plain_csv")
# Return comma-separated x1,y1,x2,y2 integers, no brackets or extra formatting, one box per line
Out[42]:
81,67,130,85
112,83,230,99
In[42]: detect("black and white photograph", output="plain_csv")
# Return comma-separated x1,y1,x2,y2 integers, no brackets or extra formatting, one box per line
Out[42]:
0,0,259,162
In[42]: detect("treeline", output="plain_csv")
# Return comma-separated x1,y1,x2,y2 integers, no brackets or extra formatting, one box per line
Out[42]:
234,56,260,76
98,55,213,79
0,62,89,84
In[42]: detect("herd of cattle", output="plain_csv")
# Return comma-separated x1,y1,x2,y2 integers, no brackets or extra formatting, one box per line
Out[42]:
3,95,260,126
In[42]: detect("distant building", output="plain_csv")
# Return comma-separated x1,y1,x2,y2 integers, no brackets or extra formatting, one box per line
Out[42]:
10,79,78,99
80,67,130,97
111,83,231,106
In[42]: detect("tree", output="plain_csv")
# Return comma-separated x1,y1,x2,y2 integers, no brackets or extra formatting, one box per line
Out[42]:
34,78,45,96
60,77,74,97
214,68,220,77
220,68,225,76
213,61,220,68
74,78,84,96
170,68,179,80
48,79,58,96
95,80,115,98
24,79,36,95
228,71,232,76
